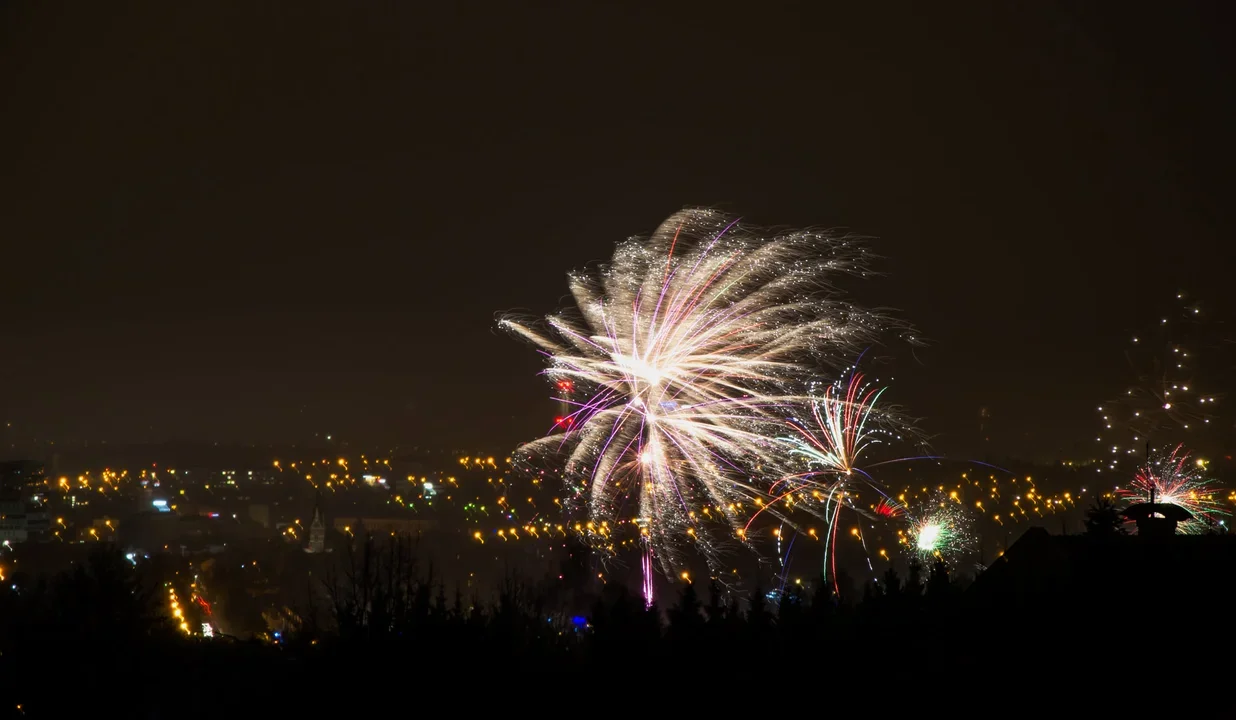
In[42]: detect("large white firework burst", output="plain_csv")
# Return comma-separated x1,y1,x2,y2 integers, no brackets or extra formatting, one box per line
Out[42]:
502,208,906,578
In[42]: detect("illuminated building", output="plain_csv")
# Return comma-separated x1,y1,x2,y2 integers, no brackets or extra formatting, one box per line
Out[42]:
0,460,44,493
0,462,50,542
306,492,326,553
0,510,37,542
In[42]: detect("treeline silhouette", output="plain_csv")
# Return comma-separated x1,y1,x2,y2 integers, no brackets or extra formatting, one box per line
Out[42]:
316,533,967,661
0,540,976,715
0,504,1193,717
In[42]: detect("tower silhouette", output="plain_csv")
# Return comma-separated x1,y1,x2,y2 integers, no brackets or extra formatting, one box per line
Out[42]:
306,491,326,554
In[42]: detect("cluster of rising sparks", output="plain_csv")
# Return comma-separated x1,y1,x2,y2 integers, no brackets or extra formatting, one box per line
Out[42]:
1117,444,1227,534
502,208,906,586
902,491,975,562
1096,292,1223,472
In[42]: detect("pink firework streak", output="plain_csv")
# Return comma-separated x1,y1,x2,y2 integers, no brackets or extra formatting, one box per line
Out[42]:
641,542,655,607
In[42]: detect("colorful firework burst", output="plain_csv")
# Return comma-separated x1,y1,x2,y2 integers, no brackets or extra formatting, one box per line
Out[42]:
783,370,896,475
764,369,917,589
902,491,975,562
1117,444,1227,533
1096,292,1225,472
501,208,908,592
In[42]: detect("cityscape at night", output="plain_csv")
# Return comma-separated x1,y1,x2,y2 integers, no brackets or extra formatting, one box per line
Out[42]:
3,0,1236,714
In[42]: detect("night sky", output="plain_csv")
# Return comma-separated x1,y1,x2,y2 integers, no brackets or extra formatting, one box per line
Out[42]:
2,2,1233,459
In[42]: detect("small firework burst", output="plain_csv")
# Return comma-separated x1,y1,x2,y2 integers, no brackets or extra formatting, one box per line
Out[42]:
903,491,975,561
1117,444,1227,534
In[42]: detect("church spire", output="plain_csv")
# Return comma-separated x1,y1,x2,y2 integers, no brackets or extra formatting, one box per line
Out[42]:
307,489,326,553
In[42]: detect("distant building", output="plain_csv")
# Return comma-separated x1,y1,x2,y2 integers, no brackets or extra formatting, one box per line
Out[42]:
0,513,33,542
306,493,326,553
0,460,45,494
0,489,50,543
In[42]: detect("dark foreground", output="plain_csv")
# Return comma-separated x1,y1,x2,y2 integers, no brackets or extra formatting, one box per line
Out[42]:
3,528,1222,716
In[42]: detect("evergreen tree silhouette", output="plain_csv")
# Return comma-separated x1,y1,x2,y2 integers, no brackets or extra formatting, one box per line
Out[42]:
776,584,805,637
776,584,796,617
906,560,924,597
745,581,773,655
668,580,704,658
706,578,724,622
637,599,663,660
927,557,952,598
1084,495,1128,537
670,580,703,629
558,534,594,614
589,585,628,666
883,567,902,597
747,581,771,629
833,569,855,606
862,580,876,604
724,592,743,634
809,573,835,623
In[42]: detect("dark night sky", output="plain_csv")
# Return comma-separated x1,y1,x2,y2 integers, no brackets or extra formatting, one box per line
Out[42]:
2,1,1233,458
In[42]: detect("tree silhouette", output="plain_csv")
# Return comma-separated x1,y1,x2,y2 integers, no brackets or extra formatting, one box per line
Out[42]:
906,560,924,597
883,567,902,597
809,573,835,624
590,584,638,666
706,578,724,622
668,580,704,656
833,569,855,606
747,581,771,628
927,558,951,597
1084,495,1128,537
670,580,703,627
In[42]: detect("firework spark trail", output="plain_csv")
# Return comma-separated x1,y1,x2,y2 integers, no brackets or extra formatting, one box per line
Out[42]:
775,524,797,597
1118,444,1227,533
502,209,908,594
